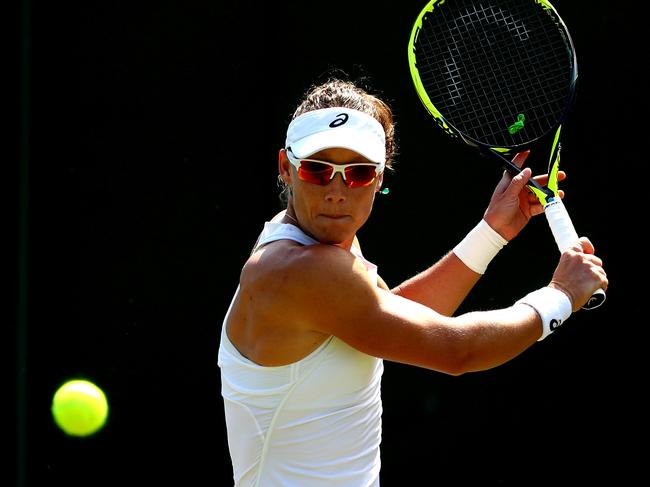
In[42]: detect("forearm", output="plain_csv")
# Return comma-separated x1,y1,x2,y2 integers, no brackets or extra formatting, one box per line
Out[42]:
392,251,481,316
392,219,507,316
373,293,544,375
445,287,573,373
447,305,541,373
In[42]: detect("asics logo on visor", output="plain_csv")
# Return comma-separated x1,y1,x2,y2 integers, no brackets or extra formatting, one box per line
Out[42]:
329,113,349,128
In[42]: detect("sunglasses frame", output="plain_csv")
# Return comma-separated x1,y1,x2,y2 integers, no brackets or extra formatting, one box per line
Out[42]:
286,149,384,188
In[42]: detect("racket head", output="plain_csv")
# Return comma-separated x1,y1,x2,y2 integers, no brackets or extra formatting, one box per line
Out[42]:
408,0,577,160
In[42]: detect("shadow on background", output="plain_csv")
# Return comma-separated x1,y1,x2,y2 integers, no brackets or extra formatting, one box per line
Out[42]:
15,1,642,485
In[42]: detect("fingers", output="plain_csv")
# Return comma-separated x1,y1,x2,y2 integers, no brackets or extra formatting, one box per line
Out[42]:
507,166,532,197
569,236,595,255
568,237,608,291
499,151,530,181
526,197,545,216
530,170,566,187
511,150,530,167
598,269,609,293
554,238,608,310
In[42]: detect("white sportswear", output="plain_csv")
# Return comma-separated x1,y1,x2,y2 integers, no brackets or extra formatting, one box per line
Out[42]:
218,219,384,487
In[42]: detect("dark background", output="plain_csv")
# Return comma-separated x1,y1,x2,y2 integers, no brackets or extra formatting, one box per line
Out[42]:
14,1,644,486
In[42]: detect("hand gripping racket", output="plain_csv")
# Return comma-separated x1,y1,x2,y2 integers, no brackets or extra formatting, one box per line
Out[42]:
408,0,605,309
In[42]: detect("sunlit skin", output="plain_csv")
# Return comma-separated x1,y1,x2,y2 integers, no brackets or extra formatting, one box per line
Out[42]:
277,147,384,250
218,74,610,487
225,147,606,368
483,150,567,240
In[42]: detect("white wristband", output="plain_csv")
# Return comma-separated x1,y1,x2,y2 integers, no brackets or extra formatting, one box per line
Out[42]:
515,287,573,341
452,219,508,274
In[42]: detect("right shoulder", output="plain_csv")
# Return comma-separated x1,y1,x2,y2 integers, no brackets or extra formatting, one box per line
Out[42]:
240,240,377,331
242,239,361,291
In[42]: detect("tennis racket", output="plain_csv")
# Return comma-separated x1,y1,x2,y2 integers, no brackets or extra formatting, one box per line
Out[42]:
407,0,605,310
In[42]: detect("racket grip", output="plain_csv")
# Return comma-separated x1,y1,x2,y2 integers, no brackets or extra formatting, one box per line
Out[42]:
544,199,606,310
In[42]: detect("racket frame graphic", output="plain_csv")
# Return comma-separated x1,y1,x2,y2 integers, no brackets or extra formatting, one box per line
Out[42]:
407,0,606,309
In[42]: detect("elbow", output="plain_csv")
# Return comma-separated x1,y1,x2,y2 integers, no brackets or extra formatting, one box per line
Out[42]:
425,345,476,376
426,313,516,376
442,366,468,377
437,356,473,376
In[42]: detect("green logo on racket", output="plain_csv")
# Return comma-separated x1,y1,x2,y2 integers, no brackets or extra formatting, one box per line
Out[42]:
508,113,526,134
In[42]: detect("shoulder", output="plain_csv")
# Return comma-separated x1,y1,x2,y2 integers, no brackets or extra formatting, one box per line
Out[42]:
240,240,379,330
243,240,372,292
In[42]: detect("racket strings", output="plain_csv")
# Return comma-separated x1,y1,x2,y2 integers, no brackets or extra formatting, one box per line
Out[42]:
416,0,574,147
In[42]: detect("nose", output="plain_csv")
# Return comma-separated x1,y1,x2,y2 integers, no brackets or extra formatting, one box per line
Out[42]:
325,173,347,202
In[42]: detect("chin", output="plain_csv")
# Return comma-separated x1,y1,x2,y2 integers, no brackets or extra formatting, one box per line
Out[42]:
313,224,353,246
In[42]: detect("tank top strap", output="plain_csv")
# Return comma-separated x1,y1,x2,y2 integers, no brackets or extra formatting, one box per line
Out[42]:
253,222,319,252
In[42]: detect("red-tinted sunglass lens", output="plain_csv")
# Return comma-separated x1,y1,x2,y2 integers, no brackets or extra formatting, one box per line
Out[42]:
345,165,377,187
298,160,333,185
297,159,378,187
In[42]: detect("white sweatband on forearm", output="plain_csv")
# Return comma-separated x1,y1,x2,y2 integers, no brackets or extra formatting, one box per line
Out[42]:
452,219,508,274
515,287,573,341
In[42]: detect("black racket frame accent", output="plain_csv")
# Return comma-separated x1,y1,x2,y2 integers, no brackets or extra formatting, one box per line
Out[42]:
411,0,578,157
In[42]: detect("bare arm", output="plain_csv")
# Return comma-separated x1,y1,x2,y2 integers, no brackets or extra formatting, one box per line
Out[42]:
244,227,605,375
271,244,539,374
272,240,608,375
388,154,567,317
391,251,481,317
390,157,532,316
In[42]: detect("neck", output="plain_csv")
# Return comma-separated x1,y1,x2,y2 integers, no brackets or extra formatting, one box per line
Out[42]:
283,211,299,225
281,205,300,226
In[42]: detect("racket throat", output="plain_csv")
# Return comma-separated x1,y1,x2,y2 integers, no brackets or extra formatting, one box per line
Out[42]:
486,148,555,200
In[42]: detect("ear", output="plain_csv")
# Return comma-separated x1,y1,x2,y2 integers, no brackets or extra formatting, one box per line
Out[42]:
278,149,292,184
375,172,385,192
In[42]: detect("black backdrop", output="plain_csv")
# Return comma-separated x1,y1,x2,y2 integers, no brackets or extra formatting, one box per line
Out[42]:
15,1,644,486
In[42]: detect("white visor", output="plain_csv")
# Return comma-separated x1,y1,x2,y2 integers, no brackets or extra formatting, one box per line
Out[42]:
285,107,386,164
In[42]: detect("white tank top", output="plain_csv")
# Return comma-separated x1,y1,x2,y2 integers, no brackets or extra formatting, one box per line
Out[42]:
218,221,383,487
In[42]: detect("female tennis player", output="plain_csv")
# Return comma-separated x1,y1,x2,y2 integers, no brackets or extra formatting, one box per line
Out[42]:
217,78,607,486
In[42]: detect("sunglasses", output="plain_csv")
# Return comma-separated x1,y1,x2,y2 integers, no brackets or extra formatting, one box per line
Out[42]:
286,149,384,188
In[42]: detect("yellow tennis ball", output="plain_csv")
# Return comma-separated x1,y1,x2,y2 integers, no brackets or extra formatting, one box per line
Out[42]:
51,379,109,437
